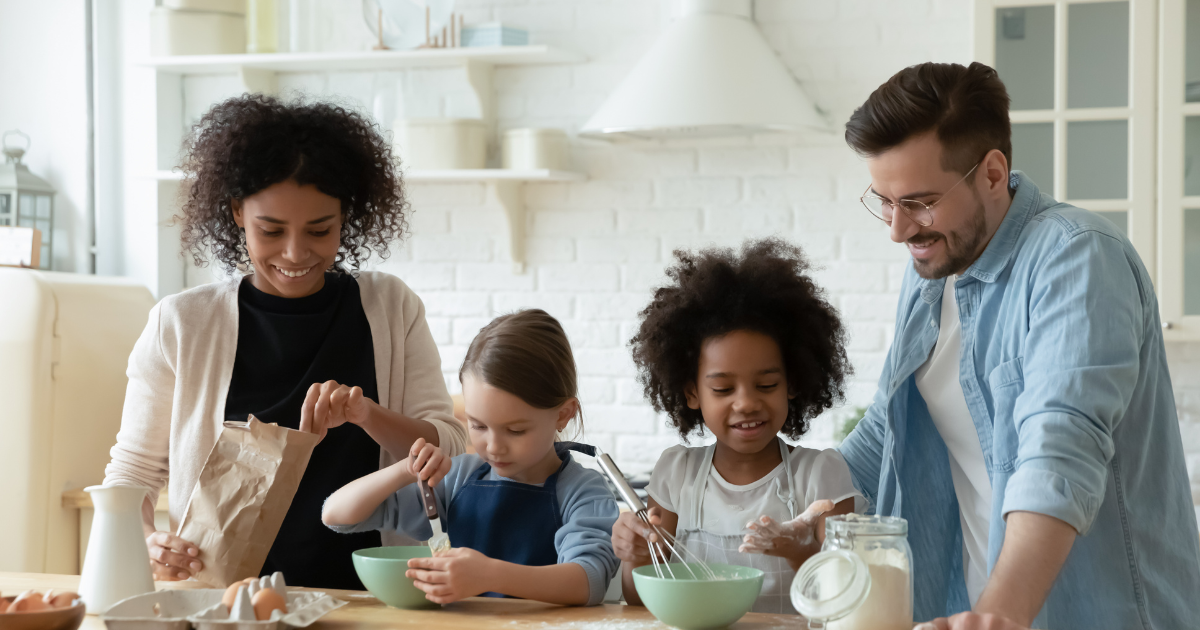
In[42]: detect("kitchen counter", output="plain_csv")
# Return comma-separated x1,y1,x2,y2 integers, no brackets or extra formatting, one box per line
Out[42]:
0,573,801,629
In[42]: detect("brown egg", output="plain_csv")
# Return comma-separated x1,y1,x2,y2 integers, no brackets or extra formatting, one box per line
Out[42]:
251,587,287,621
222,580,256,609
7,590,49,613
40,590,79,609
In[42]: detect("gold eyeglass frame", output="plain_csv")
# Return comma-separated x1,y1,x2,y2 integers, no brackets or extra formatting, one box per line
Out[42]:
860,162,980,228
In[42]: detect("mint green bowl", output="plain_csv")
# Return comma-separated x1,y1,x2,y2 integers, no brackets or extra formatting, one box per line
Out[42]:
632,563,764,630
352,546,437,609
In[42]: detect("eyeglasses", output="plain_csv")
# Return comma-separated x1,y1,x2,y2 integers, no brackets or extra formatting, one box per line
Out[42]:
860,163,980,228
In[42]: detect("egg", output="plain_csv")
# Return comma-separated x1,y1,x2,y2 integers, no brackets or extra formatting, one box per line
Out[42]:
53,591,80,609
7,590,49,613
221,578,258,611
41,590,79,609
251,587,287,621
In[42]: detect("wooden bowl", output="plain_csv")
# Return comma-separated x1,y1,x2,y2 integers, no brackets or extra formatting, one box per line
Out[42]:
0,597,86,630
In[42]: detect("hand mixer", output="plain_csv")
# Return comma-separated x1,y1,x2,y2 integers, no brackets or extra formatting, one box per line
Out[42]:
595,452,718,581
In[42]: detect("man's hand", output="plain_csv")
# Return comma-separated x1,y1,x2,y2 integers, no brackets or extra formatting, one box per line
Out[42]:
916,612,1029,630
406,547,495,604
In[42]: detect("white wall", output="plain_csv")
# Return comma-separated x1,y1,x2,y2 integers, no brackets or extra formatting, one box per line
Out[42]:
136,0,1200,505
0,0,91,273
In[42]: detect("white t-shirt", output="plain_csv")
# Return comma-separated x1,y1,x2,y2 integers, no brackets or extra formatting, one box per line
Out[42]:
914,275,994,606
646,443,864,535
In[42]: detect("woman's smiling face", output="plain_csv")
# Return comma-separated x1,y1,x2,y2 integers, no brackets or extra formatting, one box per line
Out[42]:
232,179,342,298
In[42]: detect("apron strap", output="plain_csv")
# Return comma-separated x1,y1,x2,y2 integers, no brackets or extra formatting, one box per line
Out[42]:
690,444,718,527
778,439,798,520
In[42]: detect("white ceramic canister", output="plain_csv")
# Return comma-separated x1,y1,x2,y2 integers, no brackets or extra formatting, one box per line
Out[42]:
150,7,247,56
394,118,487,170
791,514,914,630
502,128,569,171
78,485,156,614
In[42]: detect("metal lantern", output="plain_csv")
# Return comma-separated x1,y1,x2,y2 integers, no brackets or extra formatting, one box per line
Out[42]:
0,130,55,269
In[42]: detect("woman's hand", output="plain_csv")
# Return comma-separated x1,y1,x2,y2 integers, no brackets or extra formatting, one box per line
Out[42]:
405,548,495,603
611,507,666,566
407,437,452,488
299,380,372,442
145,531,203,581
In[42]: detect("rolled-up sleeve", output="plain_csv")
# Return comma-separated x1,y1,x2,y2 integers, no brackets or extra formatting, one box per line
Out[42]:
555,475,620,606
1001,229,1143,534
104,302,174,505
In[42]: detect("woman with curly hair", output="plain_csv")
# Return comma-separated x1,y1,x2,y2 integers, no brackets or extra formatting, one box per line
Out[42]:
611,237,863,614
102,94,467,590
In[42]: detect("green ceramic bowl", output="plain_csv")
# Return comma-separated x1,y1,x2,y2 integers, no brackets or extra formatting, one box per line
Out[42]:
632,563,764,630
352,546,438,609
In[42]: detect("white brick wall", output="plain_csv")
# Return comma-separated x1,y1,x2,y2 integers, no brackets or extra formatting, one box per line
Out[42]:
183,0,1200,498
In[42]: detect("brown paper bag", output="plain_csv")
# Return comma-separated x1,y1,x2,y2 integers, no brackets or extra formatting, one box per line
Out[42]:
177,414,320,587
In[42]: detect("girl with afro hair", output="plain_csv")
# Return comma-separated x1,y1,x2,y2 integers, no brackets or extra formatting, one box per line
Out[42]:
611,237,864,614
102,94,467,590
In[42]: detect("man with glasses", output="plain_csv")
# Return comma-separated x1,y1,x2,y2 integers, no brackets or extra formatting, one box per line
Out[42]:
835,62,1200,629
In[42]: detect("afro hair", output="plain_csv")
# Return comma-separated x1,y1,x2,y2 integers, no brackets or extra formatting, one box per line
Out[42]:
629,237,851,440
177,94,409,273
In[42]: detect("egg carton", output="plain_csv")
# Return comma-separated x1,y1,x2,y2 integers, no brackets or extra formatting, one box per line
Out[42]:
102,590,345,630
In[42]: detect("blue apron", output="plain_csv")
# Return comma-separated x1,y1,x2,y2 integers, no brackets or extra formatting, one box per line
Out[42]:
445,442,597,598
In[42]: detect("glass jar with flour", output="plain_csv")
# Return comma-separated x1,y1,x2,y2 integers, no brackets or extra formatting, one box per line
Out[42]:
790,514,913,630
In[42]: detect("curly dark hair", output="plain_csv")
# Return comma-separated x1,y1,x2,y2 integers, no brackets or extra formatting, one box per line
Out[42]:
177,94,408,272
629,238,851,440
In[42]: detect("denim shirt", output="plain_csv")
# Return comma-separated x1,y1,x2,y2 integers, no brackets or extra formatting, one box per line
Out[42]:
838,172,1200,628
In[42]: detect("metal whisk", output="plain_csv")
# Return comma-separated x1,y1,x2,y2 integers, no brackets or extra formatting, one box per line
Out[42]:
596,452,719,581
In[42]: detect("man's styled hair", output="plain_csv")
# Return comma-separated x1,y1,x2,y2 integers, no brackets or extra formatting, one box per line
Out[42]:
845,62,1012,176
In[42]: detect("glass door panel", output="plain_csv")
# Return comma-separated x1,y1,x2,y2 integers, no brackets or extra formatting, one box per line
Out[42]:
1188,0,1200,101
1011,122,1054,191
1186,209,1200,315
995,5,1056,110
1186,116,1200,196
1096,211,1128,236
1067,1,1129,108
1067,119,1128,199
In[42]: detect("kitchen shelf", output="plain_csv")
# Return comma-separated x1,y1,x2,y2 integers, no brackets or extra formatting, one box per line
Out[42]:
146,168,585,182
145,168,586,274
138,45,584,74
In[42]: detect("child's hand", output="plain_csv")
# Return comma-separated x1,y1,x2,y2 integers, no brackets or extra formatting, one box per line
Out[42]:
407,438,451,488
405,547,493,604
739,499,834,559
611,507,665,566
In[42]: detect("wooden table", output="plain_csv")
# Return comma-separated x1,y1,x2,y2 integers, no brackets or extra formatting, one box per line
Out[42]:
0,573,802,629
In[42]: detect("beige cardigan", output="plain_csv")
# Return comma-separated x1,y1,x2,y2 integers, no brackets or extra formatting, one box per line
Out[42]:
103,271,467,540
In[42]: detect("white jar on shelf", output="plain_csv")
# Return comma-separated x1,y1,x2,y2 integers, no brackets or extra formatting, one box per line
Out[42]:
502,128,569,171
394,118,487,170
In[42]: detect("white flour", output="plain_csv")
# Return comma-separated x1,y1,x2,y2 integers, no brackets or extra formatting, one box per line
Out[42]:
823,548,912,630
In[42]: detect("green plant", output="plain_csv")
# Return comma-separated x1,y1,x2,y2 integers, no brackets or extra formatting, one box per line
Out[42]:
834,406,869,444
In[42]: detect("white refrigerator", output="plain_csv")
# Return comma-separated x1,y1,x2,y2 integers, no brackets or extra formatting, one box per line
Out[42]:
0,269,155,574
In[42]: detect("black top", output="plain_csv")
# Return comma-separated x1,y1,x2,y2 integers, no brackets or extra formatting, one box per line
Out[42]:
224,272,382,590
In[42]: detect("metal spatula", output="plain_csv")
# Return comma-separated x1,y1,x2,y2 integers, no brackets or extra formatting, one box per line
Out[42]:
418,478,451,555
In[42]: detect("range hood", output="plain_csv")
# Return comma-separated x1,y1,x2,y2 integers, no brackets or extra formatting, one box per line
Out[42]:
579,0,826,141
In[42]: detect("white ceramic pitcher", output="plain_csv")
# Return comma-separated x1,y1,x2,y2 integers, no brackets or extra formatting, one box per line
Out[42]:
78,485,156,614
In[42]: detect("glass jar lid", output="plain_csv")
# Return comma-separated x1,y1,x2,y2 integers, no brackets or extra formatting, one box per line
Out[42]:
790,549,871,623
826,513,908,537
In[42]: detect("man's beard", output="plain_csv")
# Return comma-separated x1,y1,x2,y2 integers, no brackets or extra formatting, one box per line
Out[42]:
910,197,988,280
